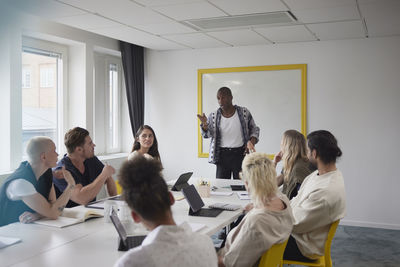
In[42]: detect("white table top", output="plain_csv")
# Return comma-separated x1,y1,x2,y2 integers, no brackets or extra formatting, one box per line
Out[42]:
0,178,249,267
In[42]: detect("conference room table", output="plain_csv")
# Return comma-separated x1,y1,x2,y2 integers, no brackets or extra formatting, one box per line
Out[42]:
0,178,249,267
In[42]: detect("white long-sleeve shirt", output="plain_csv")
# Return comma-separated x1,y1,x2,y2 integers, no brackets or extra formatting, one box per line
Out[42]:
290,169,346,258
114,222,217,267
221,193,294,267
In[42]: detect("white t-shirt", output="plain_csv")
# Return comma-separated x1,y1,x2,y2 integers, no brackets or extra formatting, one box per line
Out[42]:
6,179,37,201
114,222,217,267
219,111,244,148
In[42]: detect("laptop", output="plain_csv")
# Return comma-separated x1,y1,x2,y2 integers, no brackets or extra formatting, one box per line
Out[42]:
181,184,223,217
109,208,147,251
230,185,246,191
170,172,193,191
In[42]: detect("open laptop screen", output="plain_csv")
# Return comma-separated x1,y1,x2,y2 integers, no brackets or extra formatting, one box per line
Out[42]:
181,184,205,213
110,208,128,245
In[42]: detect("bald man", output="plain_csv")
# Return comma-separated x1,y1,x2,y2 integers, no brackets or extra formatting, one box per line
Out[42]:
0,137,76,226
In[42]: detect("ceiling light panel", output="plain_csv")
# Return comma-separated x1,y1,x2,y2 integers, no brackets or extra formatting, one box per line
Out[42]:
185,12,297,30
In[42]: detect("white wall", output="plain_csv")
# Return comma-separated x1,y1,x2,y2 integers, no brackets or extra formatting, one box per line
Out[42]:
143,36,400,230
0,4,131,177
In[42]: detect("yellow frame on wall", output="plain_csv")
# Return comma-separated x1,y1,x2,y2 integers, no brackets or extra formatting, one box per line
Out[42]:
197,64,307,158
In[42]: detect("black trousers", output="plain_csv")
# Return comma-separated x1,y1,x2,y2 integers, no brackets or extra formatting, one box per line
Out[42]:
283,235,315,262
216,147,245,179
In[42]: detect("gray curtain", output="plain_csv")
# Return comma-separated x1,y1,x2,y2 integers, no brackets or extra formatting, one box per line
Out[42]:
120,41,144,135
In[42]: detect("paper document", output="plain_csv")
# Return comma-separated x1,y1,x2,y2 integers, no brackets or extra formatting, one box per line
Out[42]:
0,236,21,249
34,206,103,228
210,191,233,196
236,191,250,200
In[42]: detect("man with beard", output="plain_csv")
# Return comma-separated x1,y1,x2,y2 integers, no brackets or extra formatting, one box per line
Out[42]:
53,127,117,207
283,130,346,262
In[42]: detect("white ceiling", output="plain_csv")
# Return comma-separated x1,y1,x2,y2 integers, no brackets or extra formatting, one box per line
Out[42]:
6,0,400,50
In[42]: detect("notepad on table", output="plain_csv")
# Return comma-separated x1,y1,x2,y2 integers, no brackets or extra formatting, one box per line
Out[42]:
210,191,233,196
208,203,241,211
0,236,21,249
236,191,250,200
34,206,103,228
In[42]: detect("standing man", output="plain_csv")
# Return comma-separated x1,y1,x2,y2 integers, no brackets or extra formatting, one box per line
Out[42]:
197,87,260,179
53,127,117,207
283,130,346,261
0,137,75,226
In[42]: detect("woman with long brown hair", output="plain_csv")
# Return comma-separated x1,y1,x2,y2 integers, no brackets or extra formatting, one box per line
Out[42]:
127,125,161,162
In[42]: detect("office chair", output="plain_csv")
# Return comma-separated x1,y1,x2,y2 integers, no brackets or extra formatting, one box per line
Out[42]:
282,220,340,267
258,239,289,267
116,180,122,195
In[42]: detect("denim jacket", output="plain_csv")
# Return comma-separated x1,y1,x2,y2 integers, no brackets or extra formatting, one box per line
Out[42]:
201,105,260,164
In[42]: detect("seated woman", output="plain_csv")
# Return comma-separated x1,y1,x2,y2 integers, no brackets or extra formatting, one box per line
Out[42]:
218,152,294,267
127,125,161,162
0,137,75,226
273,130,314,200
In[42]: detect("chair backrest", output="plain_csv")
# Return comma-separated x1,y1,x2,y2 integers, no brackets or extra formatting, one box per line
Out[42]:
258,239,289,267
116,180,122,195
324,220,340,266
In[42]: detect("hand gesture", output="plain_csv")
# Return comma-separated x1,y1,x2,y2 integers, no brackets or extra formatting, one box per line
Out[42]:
273,151,283,165
197,113,207,125
61,166,76,187
19,211,42,224
53,169,64,179
102,164,115,178
246,140,256,154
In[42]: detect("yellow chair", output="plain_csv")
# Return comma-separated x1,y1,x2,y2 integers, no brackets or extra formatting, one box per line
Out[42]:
258,239,289,267
116,180,123,195
282,220,340,267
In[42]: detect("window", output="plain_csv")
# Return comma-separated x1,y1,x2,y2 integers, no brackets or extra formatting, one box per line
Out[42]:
22,45,64,159
40,66,55,87
22,67,31,88
108,63,119,151
106,58,121,153
93,53,122,154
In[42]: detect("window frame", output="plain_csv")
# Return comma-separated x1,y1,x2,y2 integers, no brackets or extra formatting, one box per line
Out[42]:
104,57,122,154
20,37,68,159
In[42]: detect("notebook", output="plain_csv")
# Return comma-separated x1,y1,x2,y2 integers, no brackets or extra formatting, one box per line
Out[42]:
170,172,193,191
34,206,103,228
181,184,223,217
208,203,241,211
109,208,147,251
